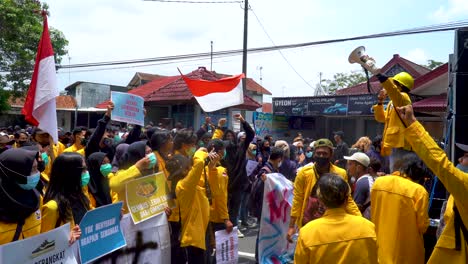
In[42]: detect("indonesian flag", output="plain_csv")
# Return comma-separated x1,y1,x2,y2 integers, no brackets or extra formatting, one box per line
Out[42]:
181,71,245,112
21,14,59,143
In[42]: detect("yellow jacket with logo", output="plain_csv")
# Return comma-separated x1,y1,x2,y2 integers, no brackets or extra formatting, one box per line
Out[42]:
108,165,142,214
373,78,412,156
207,165,229,223
41,200,75,233
404,121,468,263
0,200,42,245
291,163,361,228
63,142,85,156
371,174,429,264
294,208,378,264
176,150,209,250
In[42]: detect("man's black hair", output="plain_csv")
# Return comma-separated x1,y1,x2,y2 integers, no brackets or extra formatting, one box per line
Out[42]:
269,146,284,161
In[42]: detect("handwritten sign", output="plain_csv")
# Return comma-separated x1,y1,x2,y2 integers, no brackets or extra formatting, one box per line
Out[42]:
0,223,77,264
79,202,126,264
215,227,238,264
111,91,144,126
126,172,169,224
246,160,259,177
253,112,273,138
258,173,295,264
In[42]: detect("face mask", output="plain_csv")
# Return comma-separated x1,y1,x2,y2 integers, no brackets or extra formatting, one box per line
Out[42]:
81,171,90,187
147,153,157,169
41,152,49,167
100,163,112,177
350,176,356,184
114,135,121,142
306,151,313,158
315,157,330,167
252,150,257,156
278,161,283,168
18,171,40,190
187,147,196,157
298,149,304,155
456,163,468,173
81,138,88,146
198,141,205,147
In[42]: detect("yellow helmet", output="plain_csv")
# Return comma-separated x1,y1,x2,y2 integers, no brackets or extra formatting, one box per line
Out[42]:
393,72,414,90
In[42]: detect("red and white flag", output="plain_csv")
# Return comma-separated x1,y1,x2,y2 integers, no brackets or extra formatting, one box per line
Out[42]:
181,72,245,112
22,14,59,143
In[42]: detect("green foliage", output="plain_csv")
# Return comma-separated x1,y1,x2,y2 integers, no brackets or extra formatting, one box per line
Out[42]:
320,71,367,95
425,59,444,70
0,0,68,111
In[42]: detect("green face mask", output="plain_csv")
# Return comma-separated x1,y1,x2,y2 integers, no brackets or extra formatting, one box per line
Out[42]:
100,163,112,177
187,146,196,157
223,150,227,159
41,152,49,167
198,141,205,147
81,171,90,187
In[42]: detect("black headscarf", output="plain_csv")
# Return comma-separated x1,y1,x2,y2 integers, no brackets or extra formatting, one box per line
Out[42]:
87,152,112,208
121,141,147,170
0,148,40,223
112,143,129,173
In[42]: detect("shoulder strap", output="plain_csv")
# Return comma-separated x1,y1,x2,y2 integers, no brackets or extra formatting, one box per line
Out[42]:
453,205,468,251
11,220,24,242
204,166,212,205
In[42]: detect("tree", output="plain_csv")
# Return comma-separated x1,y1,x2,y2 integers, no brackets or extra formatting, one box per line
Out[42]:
320,71,367,95
0,0,68,111
425,59,444,70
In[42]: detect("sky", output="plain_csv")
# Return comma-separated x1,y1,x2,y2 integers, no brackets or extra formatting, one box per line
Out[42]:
43,0,468,101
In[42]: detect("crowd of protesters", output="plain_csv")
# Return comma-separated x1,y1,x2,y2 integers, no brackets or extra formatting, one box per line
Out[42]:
1,74,468,263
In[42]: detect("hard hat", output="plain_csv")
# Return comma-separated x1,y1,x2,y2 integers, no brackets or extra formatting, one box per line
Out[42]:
393,72,414,90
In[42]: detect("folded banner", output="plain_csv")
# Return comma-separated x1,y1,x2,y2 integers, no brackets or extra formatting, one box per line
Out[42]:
79,202,126,264
126,172,170,224
111,91,145,126
180,71,245,112
0,223,77,264
258,173,295,264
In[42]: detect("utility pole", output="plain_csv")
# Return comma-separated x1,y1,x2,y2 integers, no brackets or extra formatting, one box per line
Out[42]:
210,41,213,71
242,0,249,93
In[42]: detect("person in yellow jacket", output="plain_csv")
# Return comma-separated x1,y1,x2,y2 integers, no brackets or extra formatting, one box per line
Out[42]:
373,71,414,171
31,128,64,183
287,138,361,242
63,127,86,156
371,151,429,264
295,173,378,264
205,139,234,259
396,104,468,263
166,150,212,264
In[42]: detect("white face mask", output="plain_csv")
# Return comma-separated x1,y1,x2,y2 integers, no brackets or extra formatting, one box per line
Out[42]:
278,161,283,168
350,176,356,184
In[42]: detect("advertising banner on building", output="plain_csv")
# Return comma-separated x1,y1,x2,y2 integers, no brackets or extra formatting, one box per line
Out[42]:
347,94,378,115
111,91,145,126
126,172,170,224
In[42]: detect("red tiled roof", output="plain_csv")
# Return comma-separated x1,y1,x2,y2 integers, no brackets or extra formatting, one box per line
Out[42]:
262,103,272,113
412,63,448,93
9,95,77,109
412,94,447,112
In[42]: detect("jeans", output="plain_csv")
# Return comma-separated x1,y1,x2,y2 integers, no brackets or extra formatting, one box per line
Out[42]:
238,191,250,224
389,148,412,172
228,190,242,226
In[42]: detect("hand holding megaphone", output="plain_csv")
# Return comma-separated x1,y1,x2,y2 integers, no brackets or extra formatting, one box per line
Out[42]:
348,46,381,75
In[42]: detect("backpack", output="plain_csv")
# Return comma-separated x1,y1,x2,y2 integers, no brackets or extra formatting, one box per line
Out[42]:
249,165,272,218
302,180,327,226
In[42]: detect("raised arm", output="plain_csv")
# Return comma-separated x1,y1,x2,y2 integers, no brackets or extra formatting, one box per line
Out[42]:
86,102,113,159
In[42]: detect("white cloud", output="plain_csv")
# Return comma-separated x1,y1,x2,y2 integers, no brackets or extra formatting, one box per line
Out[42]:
404,48,428,65
431,0,468,22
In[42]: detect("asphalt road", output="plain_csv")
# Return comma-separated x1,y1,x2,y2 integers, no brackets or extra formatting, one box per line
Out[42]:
237,224,259,264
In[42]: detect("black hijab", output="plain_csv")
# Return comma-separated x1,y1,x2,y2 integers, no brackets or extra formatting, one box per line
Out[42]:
0,148,40,223
120,141,153,176
87,152,112,208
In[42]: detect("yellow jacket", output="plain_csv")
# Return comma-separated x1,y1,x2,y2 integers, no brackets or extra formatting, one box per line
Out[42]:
176,150,209,250
291,163,361,228
404,121,468,263
63,142,85,156
41,200,75,233
0,202,42,245
108,165,142,214
83,186,96,210
208,165,229,223
156,151,179,223
294,208,378,264
373,78,412,156
43,143,64,181
371,174,429,264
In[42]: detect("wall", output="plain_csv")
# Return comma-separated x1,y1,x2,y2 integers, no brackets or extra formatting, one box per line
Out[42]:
77,83,111,108
56,111,73,132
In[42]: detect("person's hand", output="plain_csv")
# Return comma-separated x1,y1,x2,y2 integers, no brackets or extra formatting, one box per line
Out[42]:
334,160,339,165
261,173,267,182
377,89,387,102
135,156,151,172
198,147,208,153
286,227,296,243
69,225,82,245
218,118,227,127
225,220,233,233
164,206,172,217
298,153,306,164
106,101,114,117
205,116,211,124
234,113,245,123
396,105,417,127
208,151,220,169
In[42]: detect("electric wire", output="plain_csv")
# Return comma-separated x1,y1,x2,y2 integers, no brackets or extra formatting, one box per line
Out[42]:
143,0,242,3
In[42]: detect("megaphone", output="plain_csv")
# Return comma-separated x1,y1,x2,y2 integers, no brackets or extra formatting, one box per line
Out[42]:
348,46,381,75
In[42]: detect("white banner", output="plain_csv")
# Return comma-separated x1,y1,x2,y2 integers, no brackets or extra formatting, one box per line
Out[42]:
215,226,238,264
0,223,78,264
258,173,295,264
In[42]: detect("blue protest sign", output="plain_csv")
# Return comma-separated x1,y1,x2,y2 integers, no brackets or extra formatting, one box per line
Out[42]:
111,91,145,126
79,202,126,264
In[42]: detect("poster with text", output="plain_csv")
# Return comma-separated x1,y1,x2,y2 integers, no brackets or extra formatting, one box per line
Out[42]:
126,172,169,224
253,112,273,138
215,227,238,264
111,91,145,126
0,223,77,264
79,202,126,264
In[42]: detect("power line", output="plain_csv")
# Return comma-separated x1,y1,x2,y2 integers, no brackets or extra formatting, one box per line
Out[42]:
250,6,324,94
54,20,468,70
143,0,242,3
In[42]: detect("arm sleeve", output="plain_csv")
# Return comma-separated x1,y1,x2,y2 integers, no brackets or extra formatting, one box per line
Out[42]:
373,104,386,123
41,201,59,233
109,165,142,193
353,179,370,208
415,190,430,234
124,125,142,145
291,168,305,219
86,114,110,159
212,128,224,140
218,168,229,220
179,150,207,190
345,196,362,216
380,79,411,107
243,121,255,145
293,230,309,263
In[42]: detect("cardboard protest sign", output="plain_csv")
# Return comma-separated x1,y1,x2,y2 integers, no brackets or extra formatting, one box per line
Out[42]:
79,202,126,264
126,172,170,224
0,223,77,264
111,91,144,126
